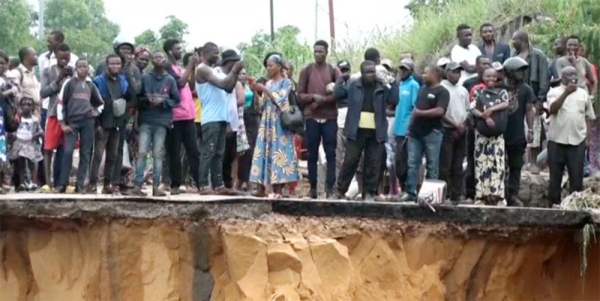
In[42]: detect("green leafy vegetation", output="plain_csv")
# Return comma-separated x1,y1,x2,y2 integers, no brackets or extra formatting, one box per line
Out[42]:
135,15,190,51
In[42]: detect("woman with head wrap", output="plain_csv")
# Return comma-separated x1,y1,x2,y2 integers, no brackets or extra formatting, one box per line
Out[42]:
249,54,300,198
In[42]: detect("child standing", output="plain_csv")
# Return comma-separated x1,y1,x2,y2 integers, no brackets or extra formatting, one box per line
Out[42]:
9,97,44,191
470,68,509,206
56,59,104,193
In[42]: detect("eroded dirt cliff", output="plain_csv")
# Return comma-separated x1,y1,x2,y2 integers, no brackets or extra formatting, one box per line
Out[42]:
1,215,598,301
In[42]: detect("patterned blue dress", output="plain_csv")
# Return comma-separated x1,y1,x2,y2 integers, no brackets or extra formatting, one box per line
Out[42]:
250,78,300,185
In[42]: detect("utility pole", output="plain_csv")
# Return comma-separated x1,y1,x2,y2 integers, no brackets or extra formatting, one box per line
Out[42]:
38,0,45,39
314,0,318,41
270,0,275,42
328,0,336,54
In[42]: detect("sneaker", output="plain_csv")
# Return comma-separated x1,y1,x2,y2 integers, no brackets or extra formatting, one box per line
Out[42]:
53,186,67,193
101,186,114,194
363,194,376,202
398,193,417,203
152,187,167,197
308,188,318,199
86,184,97,194
530,164,541,175
66,186,77,194
327,191,347,201
171,187,181,195
198,187,215,195
40,185,52,193
179,185,187,193
130,187,146,196
28,183,38,191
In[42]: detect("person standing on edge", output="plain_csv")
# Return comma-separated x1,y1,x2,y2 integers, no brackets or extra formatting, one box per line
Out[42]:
88,54,133,194
502,57,535,206
39,43,72,192
56,59,104,193
195,42,245,195
38,31,79,188
462,55,491,201
335,60,351,180
216,50,246,191
130,51,179,197
440,62,470,205
332,60,398,201
547,66,595,206
163,39,201,195
477,23,511,64
512,30,549,174
297,40,341,199
399,65,450,202
392,59,420,195
450,24,482,86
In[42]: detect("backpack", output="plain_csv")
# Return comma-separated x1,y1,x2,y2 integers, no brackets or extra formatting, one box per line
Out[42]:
301,63,336,111
474,88,508,138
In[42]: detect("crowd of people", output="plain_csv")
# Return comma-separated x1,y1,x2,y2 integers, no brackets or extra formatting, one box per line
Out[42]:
0,23,597,206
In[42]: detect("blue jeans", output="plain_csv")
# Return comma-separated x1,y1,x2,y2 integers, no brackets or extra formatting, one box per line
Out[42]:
406,129,443,196
135,123,167,187
59,118,95,189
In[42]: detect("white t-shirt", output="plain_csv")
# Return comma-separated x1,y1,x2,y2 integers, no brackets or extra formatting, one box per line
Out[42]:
16,116,38,141
450,44,482,85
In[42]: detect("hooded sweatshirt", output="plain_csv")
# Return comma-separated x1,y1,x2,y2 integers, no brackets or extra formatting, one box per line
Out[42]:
138,70,180,128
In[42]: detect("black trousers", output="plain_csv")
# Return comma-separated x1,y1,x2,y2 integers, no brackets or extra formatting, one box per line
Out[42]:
439,127,466,200
465,125,476,199
505,142,526,203
394,136,408,193
337,129,382,196
198,121,227,188
548,141,585,205
222,131,237,189
237,111,259,182
89,128,121,186
167,120,201,189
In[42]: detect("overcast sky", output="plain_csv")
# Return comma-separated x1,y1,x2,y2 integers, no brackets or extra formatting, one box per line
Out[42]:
31,0,412,50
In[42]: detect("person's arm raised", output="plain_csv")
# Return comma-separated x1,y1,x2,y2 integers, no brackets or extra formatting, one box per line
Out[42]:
195,61,243,94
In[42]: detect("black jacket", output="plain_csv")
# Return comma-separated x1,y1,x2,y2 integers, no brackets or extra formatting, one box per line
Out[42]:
333,78,398,142
477,41,511,64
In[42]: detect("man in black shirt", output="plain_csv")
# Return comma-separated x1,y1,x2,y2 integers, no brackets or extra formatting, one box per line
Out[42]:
399,65,450,202
502,57,535,207
463,55,491,94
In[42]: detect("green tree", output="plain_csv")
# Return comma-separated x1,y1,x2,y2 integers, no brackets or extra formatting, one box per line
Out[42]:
134,16,190,51
44,0,119,65
238,25,313,78
135,29,159,49
0,0,38,55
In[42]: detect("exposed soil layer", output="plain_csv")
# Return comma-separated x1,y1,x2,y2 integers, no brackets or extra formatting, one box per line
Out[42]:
1,213,598,301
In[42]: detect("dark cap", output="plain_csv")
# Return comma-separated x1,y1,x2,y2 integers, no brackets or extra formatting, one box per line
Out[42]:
337,60,351,70
445,61,462,71
220,49,241,65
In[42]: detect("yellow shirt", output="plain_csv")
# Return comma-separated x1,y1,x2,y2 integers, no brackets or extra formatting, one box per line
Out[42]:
195,97,202,123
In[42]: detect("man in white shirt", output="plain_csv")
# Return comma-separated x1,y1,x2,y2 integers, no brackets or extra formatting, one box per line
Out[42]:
546,66,595,206
451,24,482,85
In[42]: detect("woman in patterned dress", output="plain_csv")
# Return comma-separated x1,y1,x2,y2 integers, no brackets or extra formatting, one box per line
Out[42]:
250,54,300,198
470,68,509,206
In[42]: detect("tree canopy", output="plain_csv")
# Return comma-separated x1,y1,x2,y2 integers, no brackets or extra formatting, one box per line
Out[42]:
134,15,190,51
0,0,39,55
44,0,119,65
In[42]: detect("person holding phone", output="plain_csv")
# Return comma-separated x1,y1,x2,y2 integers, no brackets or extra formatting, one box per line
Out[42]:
39,43,73,192
546,66,596,206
